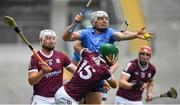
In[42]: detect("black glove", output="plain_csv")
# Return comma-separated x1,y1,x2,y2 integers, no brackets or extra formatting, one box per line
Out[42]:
131,81,144,89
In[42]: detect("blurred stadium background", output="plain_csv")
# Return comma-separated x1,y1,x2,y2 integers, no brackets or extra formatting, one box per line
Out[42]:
0,0,180,104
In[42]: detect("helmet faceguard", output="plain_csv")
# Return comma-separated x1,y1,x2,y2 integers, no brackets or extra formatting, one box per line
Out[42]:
39,29,57,51
99,43,119,66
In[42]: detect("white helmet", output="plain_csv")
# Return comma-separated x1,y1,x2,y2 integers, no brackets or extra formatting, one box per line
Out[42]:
90,10,109,22
39,29,56,39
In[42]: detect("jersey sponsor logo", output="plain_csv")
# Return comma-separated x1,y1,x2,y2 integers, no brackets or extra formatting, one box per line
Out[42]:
56,58,60,63
44,70,61,78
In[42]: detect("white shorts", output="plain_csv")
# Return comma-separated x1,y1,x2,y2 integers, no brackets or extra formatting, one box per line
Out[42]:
55,86,78,105
115,96,143,105
31,95,55,105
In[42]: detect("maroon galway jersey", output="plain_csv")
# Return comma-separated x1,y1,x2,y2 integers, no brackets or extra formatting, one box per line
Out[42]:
116,59,156,101
28,50,72,97
64,49,111,101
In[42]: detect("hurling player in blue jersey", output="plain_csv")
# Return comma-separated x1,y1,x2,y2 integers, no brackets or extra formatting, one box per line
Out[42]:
62,10,153,104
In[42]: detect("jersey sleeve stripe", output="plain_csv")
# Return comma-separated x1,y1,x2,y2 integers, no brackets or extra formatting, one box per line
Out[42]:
65,63,74,68
80,48,88,57
28,69,38,73
124,62,132,72
122,71,131,77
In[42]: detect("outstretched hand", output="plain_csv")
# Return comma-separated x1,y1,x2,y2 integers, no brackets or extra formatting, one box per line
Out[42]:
137,27,154,41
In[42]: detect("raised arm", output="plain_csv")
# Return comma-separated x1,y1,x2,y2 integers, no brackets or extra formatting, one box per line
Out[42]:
63,14,83,41
73,42,84,55
118,72,132,89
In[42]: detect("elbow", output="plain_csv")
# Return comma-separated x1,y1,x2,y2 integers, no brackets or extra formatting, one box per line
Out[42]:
28,78,36,86
63,36,68,41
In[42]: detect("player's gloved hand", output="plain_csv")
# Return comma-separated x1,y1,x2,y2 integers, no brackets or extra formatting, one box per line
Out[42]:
131,81,144,89
103,81,111,91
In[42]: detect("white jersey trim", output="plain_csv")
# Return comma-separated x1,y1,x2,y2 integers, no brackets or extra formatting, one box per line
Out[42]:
80,48,88,57
28,69,38,73
107,75,112,80
65,63,74,68
122,71,131,77
40,50,54,58
138,59,149,71
124,62,132,72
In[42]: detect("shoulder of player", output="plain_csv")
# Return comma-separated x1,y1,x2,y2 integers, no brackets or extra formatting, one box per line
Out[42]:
129,59,138,66
81,48,94,55
53,50,68,57
148,63,156,70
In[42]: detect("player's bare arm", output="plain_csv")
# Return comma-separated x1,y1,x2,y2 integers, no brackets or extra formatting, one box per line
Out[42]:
146,79,154,101
118,72,132,89
28,63,51,85
28,71,44,85
73,42,84,55
110,61,119,74
113,27,153,41
63,14,82,41
66,64,77,74
106,74,117,89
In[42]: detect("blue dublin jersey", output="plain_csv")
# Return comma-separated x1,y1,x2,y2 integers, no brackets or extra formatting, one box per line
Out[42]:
72,27,116,63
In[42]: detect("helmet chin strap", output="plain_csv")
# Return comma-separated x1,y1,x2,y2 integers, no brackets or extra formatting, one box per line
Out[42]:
93,26,107,33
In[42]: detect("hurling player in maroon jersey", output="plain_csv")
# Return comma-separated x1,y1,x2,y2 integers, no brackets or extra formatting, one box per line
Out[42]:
55,43,118,105
28,29,77,105
115,46,156,105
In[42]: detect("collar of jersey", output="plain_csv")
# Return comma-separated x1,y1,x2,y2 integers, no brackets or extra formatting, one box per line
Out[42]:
40,50,54,58
137,59,149,71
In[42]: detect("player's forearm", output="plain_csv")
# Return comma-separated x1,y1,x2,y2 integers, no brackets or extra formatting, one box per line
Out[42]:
147,82,154,93
67,64,77,74
118,79,133,89
120,31,138,40
74,42,83,54
110,62,119,74
63,24,73,41
28,70,45,85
